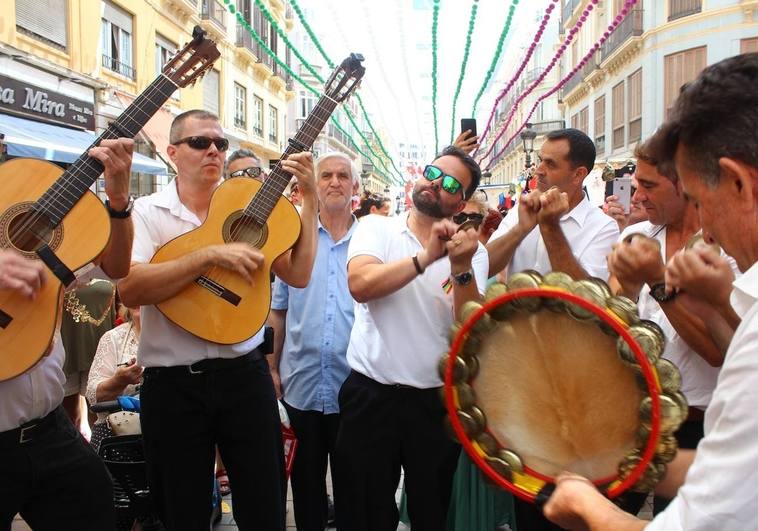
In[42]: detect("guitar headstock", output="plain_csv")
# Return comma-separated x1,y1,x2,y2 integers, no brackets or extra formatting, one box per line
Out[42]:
324,53,366,103
163,26,221,88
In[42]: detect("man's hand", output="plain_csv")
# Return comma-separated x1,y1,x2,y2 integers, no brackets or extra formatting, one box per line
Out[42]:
604,194,631,230
89,138,134,210
448,226,479,273
418,219,458,269
453,130,480,155
0,249,47,299
205,243,265,284
665,247,735,307
517,189,542,234
113,357,143,387
537,187,570,226
608,235,665,296
270,368,282,399
281,152,315,198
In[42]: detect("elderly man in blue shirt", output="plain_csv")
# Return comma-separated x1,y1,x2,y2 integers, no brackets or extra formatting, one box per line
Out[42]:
269,151,360,531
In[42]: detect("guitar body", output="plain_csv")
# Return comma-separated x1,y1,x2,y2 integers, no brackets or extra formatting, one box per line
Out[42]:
0,158,111,381
152,177,301,344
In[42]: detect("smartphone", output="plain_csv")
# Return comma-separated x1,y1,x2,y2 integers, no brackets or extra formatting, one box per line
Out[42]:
460,118,477,138
613,176,633,214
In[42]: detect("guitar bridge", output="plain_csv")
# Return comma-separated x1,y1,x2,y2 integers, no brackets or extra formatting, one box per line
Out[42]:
195,276,241,306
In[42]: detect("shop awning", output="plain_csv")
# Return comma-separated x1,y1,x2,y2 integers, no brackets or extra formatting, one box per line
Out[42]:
115,93,176,171
0,113,168,175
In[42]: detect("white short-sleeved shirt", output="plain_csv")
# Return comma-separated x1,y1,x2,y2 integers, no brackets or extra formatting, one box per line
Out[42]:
131,178,263,368
647,261,758,531
619,221,739,408
489,195,619,280
346,212,489,389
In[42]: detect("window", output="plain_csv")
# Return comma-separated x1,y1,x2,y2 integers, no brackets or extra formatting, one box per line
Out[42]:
252,95,263,136
612,81,625,150
101,1,134,80
571,113,579,130
155,34,180,99
268,105,278,143
594,95,606,155
203,69,220,116
234,83,247,129
579,106,589,135
16,0,67,50
664,46,706,118
668,0,701,21
742,37,758,54
627,68,642,144
299,90,317,119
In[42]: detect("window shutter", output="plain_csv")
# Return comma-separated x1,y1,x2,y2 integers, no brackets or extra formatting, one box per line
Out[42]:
15,0,68,48
102,0,133,33
204,69,220,116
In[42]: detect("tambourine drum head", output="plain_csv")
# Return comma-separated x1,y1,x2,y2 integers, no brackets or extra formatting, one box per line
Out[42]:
473,310,642,479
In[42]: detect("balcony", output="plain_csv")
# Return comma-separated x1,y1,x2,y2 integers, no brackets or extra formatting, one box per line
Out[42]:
562,56,599,97
102,55,135,80
562,0,581,27
601,8,643,62
668,0,701,21
201,0,225,30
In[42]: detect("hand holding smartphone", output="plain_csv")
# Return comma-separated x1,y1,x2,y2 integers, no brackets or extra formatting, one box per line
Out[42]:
612,177,633,215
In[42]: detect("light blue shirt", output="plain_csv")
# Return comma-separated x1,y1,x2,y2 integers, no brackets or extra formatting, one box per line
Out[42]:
271,216,357,414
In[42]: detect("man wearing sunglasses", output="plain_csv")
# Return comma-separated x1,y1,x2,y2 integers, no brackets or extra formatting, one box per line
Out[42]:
226,148,267,182
118,109,319,531
337,146,489,531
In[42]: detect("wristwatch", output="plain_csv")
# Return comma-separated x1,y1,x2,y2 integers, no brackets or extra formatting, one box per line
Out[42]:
649,282,676,303
105,197,134,219
451,269,474,286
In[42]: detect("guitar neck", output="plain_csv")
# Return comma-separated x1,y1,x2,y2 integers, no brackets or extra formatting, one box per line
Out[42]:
244,95,339,224
36,75,178,227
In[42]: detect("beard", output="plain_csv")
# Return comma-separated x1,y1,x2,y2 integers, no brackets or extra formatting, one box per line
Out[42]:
412,185,459,218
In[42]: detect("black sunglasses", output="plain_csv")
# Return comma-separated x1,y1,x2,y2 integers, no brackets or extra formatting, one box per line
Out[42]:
423,165,464,196
453,212,484,226
230,166,264,179
174,136,229,152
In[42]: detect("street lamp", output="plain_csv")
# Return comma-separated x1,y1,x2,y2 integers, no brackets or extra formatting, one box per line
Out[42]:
520,123,537,169
482,170,492,186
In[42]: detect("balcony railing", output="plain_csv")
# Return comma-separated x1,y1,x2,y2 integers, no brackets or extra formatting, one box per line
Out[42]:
668,0,701,21
234,117,246,129
285,74,294,91
201,0,226,29
562,56,599,95
102,55,135,80
601,8,643,62
236,25,255,52
252,125,263,137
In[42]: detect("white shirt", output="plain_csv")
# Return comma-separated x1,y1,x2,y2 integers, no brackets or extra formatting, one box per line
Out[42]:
647,261,758,531
489,195,619,280
346,212,489,388
131,178,263,368
619,222,736,408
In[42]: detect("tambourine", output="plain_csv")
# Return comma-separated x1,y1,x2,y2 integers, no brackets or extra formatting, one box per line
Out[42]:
440,271,687,503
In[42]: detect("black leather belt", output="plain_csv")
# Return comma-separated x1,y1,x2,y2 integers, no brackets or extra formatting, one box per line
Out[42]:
144,348,263,377
0,406,62,447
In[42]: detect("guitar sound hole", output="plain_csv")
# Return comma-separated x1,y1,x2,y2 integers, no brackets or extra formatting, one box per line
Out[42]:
225,213,268,248
7,210,55,253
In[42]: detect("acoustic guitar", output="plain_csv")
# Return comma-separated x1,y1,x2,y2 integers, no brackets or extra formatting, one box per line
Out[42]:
0,27,220,381
151,54,366,344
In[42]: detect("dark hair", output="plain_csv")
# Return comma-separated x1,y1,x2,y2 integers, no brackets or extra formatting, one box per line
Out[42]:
434,145,482,199
354,191,390,218
651,53,758,187
634,138,677,182
545,128,596,174
169,109,219,144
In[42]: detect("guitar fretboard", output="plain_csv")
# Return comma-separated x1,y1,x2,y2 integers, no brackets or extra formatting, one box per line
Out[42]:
35,75,178,227
244,96,339,224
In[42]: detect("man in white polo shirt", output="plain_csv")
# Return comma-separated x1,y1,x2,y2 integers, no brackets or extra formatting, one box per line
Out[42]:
543,52,758,531
337,146,488,531
487,128,619,281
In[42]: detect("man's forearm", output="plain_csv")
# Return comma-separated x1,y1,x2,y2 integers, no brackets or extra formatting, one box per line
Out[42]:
273,195,318,288
660,301,725,366
540,223,589,280
348,256,427,303
100,217,134,279
267,309,286,374
486,225,530,277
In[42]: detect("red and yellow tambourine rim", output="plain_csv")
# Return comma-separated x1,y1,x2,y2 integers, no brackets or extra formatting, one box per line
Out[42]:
444,287,662,503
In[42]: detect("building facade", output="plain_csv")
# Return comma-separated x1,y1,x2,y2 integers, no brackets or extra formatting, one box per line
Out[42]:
0,0,295,196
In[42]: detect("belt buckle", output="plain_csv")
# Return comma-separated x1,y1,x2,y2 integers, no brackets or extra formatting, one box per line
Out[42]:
19,424,34,444
188,362,204,375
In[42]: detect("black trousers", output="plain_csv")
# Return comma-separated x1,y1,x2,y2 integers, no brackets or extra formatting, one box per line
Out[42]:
0,407,115,531
283,402,341,531
140,356,285,531
335,370,460,531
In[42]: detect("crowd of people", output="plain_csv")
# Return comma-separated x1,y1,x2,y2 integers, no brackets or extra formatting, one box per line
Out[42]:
1,52,757,531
